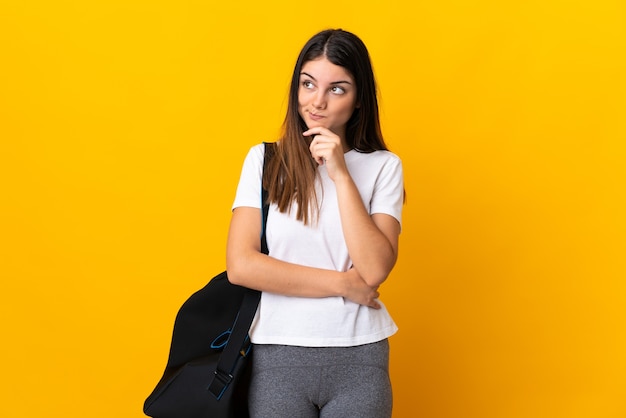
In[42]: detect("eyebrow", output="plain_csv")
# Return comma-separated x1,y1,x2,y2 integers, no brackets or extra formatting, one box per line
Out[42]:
300,71,353,85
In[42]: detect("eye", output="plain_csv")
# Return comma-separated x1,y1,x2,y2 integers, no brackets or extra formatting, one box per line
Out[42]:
330,86,346,95
302,80,314,89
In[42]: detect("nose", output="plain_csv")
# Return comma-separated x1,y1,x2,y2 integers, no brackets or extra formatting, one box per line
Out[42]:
312,89,326,109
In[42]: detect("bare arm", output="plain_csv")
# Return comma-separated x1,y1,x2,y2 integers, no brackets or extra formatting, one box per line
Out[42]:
226,206,381,308
306,127,401,287
334,178,400,286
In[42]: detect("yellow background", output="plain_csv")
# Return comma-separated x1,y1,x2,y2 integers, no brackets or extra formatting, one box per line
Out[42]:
1,0,625,417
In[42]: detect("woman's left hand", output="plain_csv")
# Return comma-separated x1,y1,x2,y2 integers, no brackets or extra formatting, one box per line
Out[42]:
304,127,348,182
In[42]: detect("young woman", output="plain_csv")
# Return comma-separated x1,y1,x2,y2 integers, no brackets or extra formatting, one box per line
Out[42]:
226,29,404,418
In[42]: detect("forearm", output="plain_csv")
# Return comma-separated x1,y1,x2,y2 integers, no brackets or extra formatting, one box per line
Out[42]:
227,249,345,298
334,175,398,286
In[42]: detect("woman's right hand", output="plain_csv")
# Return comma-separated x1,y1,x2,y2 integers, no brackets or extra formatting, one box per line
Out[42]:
343,268,381,309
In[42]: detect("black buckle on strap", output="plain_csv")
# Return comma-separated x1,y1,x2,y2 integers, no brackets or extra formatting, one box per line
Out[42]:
208,368,233,399
213,369,233,386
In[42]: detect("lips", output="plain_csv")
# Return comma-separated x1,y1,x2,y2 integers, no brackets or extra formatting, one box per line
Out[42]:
308,112,325,121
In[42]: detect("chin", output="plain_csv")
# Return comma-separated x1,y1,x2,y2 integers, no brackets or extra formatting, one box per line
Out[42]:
308,121,329,130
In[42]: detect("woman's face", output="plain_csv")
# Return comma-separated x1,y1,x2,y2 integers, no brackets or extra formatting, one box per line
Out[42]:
298,56,358,140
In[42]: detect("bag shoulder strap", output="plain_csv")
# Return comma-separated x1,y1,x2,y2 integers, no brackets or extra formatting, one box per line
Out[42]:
260,141,275,254
208,141,275,399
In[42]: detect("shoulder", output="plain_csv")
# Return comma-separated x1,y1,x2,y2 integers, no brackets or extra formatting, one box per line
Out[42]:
247,143,266,160
347,149,403,169
247,142,277,160
239,143,267,168
350,148,400,160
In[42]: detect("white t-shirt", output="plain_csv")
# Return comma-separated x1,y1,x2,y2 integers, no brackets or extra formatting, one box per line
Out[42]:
232,143,403,347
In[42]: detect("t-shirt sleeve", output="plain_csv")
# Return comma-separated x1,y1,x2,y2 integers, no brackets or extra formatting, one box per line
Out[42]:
232,144,265,210
370,154,404,227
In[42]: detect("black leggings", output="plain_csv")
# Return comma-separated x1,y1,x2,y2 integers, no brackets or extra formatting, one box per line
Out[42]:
248,339,392,418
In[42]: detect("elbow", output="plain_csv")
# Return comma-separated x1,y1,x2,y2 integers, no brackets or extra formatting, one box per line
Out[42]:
359,261,395,287
225,254,247,286
359,256,397,287
361,270,391,288
226,269,244,286
226,249,264,287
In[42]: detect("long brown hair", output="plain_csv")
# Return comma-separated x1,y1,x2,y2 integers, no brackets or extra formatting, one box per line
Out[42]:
264,29,388,224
